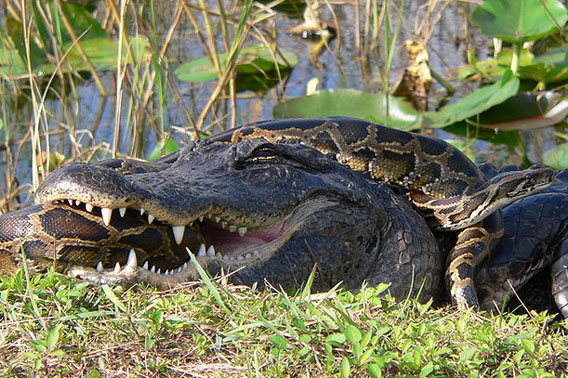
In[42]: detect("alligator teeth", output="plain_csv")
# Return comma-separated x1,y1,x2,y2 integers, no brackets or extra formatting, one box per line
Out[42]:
238,227,247,237
183,262,188,270
156,268,161,275
67,199,73,206
126,249,138,267
140,208,145,215
147,214,155,224
197,244,206,257
221,221,228,229
164,269,170,276
119,207,126,217
228,225,237,232
101,208,113,226
199,216,204,222
85,203,94,212
215,216,221,223
75,200,81,206
150,265,156,273
207,245,215,256
143,261,149,270
114,262,121,272
172,226,185,245
96,262,103,272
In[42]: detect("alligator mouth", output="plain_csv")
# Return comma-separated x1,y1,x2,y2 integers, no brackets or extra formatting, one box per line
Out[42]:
52,198,302,285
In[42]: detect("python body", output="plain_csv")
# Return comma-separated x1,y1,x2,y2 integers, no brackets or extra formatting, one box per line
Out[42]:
0,117,555,310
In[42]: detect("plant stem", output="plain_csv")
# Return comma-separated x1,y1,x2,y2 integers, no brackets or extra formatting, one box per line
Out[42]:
511,42,521,75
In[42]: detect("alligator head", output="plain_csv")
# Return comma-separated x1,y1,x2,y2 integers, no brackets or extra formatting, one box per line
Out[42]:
0,138,442,299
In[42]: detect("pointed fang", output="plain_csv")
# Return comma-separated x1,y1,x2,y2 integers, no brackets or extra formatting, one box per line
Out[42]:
207,245,216,256
85,203,94,212
197,244,206,257
238,227,247,237
96,262,103,272
147,214,155,224
114,262,121,273
119,207,127,217
143,261,149,270
101,208,113,226
172,226,185,245
127,249,137,267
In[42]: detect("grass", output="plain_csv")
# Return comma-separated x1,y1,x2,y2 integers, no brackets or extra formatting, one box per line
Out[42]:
0,270,566,377
2,1,568,377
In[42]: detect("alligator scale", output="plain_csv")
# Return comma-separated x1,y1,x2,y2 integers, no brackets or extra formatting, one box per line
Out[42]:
0,117,560,312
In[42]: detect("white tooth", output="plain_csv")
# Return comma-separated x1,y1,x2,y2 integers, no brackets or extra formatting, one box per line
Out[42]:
164,270,170,275
197,244,206,257
156,268,161,275
96,262,103,272
199,216,204,222
140,208,145,215
114,262,121,272
172,226,185,245
190,221,194,227
238,227,247,237
221,221,228,229
150,265,156,273
75,200,81,206
101,208,113,226
207,245,216,256
183,262,188,270
127,249,137,267
215,216,221,223
229,225,237,232
143,261,149,270
147,214,155,224
85,203,94,212
67,199,73,206
119,207,127,217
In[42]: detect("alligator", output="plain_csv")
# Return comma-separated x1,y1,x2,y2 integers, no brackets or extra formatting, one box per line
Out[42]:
0,117,561,313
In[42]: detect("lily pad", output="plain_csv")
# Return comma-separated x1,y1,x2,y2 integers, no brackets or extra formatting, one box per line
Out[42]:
272,89,422,131
467,91,568,130
425,71,520,128
471,0,568,44
174,45,298,83
0,37,149,77
543,142,568,168
148,137,180,161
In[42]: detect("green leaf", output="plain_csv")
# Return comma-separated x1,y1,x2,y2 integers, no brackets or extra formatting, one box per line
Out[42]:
419,362,435,378
426,71,519,128
543,142,568,168
101,285,127,313
467,91,568,130
174,45,298,83
273,89,422,131
471,0,568,44
340,356,351,377
269,334,289,349
46,324,63,350
148,137,180,161
344,325,362,344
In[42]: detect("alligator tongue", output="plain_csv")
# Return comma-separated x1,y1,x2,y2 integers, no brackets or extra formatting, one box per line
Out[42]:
202,219,285,254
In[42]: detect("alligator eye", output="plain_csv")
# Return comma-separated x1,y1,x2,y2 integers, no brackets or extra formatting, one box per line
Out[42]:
247,147,282,164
